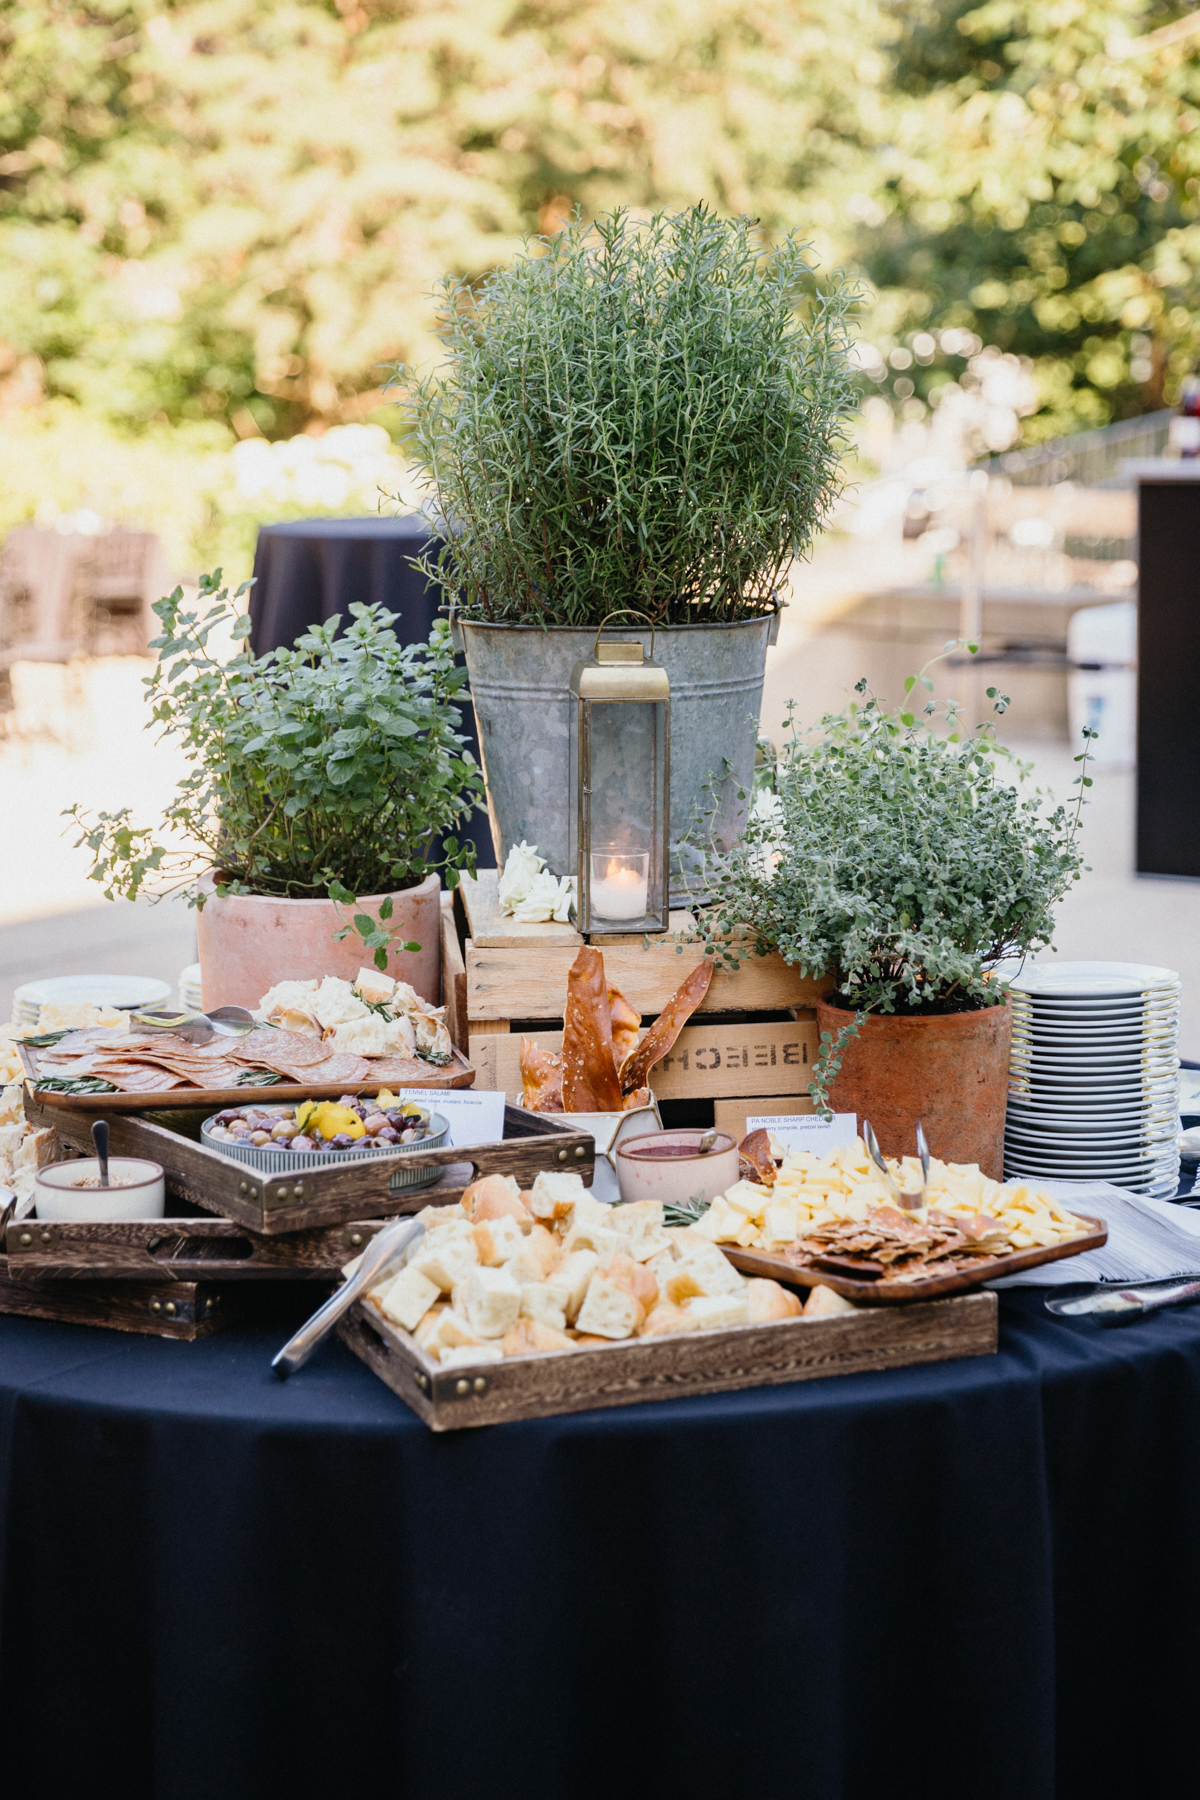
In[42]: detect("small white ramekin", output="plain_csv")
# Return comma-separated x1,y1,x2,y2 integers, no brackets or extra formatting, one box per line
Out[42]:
35,1157,166,1221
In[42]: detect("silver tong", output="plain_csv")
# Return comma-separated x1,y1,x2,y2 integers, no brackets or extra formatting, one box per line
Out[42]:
272,1216,425,1377
864,1120,929,1212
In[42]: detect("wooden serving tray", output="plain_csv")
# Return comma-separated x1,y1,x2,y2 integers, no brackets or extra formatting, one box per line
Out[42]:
339,1289,998,1430
29,1099,595,1237
4,1214,390,1283
19,1041,475,1111
0,1260,239,1339
722,1213,1108,1304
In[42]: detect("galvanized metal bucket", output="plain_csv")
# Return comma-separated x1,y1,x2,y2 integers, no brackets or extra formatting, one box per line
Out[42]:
456,614,779,907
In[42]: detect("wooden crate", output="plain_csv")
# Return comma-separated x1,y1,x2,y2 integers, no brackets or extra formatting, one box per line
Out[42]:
452,872,831,1117
0,1261,238,1339
340,1289,998,1430
29,1099,595,1237
472,1017,819,1103
4,1213,389,1283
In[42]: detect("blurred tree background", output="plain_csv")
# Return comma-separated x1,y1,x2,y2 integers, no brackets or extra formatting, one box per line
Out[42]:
2,0,1199,566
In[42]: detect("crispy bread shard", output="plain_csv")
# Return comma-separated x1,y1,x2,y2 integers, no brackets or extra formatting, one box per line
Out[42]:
561,947,623,1112
520,1038,564,1112
617,958,714,1095
607,986,641,1075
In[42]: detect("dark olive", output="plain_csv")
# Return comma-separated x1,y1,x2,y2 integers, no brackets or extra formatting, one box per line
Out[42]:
375,1126,399,1144
291,1134,316,1152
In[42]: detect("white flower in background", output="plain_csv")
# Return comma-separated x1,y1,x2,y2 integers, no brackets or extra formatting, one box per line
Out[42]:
510,868,577,923
498,840,547,912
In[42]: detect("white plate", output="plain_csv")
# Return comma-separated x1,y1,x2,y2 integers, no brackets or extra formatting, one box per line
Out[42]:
1008,961,1181,997
14,974,173,1012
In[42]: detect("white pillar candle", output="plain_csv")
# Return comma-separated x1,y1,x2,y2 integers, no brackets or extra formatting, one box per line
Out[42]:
590,853,649,921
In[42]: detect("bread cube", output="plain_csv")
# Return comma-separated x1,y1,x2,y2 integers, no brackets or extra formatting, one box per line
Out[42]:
13,1128,55,1173
412,1233,479,1293
501,1318,576,1357
458,1265,523,1338
415,1203,473,1238
463,1173,531,1227
427,1310,485,1355
506,1224,560,1285
549,1249,598,1322
802,1284,857,1319
562,1221,627,1264
683,1293,749,1331
575,1276,644,1340
672,1241,744,1298
640,1301,689,1337
605,1253,658,1312
519,1281,570,1332
438,1344,504,1369
561,1191,611,1235
0,1084,23,1129
473,1214,526,1266
608,1200,673,1261
379,1264,441,1332
413,1303,447,1347
528,1168,588,1223
745,1279,802,1322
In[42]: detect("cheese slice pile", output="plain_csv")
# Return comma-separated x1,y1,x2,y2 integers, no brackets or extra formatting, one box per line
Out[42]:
692,1137,1089,1255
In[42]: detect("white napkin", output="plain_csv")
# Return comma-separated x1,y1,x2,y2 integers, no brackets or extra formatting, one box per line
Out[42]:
990,1180,1200,1287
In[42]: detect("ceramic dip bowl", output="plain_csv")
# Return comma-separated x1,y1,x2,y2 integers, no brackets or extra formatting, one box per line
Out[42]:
615,1129,738,1208
35,1157,166,1221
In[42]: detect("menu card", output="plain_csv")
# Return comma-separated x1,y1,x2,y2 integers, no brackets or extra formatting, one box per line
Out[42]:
390,1088,507,1149
744,1112,857,1156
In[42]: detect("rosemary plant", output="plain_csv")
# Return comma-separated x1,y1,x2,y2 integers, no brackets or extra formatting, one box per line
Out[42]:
401,206,859,626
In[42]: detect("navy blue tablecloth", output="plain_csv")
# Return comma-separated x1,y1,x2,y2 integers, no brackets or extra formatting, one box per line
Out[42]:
249,517,495,867
1,1287,1197,1800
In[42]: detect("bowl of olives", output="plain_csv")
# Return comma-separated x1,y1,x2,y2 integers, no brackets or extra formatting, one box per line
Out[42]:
200,1095,448,1187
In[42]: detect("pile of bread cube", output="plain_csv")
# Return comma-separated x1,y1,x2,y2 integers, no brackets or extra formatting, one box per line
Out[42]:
362,1169,854,1371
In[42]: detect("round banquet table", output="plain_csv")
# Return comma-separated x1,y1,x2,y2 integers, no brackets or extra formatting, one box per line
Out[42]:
1,1289,1198,1800
248,516,494,867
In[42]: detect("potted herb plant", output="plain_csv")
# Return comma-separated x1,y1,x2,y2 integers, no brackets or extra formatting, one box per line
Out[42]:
696,663,1092,1176
402,205,858,898
67,574,483,1009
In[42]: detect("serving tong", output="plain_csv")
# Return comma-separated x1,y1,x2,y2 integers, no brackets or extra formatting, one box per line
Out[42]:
131,1004,256,1045
864,1120,930,1212
272,1216,426,1377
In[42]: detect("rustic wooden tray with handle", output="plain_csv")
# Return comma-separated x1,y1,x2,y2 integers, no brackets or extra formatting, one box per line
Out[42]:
4,1213,391,1283
0,1259,241,1339
721,1213,1108,1304
18,1042,476,1111
28,1098,595,1236
338,1288,998,1430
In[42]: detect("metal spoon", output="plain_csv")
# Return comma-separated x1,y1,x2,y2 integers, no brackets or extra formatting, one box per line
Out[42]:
91,1118,110,1188
697,1130,718,1155
1047,1276,1200,1324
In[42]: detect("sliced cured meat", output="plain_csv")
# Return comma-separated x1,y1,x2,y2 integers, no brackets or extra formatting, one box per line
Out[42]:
617,959,714,1095
88,1062,189,1092
282,1051,371,1084
561,947,622,1113
366,1057,444,1085
231,1028,333,1068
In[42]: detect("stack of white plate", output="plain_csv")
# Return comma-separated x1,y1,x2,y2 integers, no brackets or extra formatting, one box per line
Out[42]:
178,963,204,1013
1005,960,1181,1199
11,974,173,1033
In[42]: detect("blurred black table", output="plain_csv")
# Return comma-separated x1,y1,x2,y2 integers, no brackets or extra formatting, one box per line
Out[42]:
249,517,494,866
1,1287,1198,1800
1132,463,1200,878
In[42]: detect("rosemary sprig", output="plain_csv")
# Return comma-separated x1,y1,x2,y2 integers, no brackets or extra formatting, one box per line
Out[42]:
663,1193,712,1230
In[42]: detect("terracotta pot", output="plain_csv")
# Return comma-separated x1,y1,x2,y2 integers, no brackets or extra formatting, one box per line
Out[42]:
816,997,1012,1179
196,873,442,1011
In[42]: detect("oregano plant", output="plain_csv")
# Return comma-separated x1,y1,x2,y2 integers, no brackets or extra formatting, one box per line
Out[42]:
66,573,483,966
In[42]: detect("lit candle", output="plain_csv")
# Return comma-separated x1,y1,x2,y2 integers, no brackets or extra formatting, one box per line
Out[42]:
590,852,649,921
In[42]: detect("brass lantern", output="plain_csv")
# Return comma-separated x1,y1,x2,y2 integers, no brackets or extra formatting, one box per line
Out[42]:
570,612,670,935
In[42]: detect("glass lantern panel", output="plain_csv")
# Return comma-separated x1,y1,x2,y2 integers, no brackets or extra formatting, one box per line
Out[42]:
571,698,668,931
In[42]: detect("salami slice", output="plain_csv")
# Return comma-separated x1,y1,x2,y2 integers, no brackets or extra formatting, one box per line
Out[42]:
365,1056,444,1085
231,1028,332,1068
